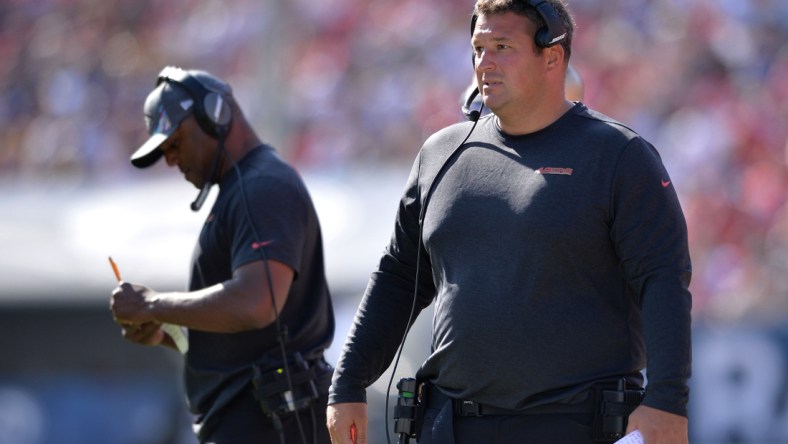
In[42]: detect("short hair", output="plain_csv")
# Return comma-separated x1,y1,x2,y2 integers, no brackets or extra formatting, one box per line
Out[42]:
473,0,575,61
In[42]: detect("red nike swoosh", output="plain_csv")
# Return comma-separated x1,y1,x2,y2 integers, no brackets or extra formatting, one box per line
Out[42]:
251,240,273,249
662,180,671,188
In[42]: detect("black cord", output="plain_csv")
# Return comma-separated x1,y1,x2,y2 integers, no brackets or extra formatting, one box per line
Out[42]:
310,405,318,442
230,146,313,444
270,413,286,444
384,110,482,444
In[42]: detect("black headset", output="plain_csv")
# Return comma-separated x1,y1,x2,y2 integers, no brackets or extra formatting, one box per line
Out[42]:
154,67,234,211
463,0,568,121
156,66,233,139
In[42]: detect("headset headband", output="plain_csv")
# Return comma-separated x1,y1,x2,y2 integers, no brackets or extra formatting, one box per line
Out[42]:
470,0,567,48
156,67,232,138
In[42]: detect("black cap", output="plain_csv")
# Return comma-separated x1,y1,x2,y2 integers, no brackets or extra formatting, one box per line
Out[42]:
130,80,195,168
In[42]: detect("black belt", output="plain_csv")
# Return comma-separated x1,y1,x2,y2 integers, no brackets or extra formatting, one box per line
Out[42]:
224,358,333,410
424,383,596,417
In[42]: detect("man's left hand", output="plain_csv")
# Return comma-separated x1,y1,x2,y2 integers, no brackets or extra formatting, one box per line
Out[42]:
626,405,688,444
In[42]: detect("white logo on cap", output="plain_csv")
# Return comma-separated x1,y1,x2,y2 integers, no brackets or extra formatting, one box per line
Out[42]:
180,99,193,111
156,108,172,133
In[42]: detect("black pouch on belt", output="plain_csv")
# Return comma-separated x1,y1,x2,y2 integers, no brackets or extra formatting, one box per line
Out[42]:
393,378,422,443
251,352,319,418
592,378,645,442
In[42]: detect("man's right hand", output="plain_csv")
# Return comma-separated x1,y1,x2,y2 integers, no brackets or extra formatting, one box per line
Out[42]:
327,402,367,444
120,321,164,346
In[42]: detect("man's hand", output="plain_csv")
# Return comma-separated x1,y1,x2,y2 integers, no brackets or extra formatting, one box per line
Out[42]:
627,405,688,444
120,321,165,346
110,282,157,325
327,402,367,444
111,282,166,346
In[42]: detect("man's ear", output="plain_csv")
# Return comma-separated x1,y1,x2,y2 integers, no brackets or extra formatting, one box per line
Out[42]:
545,44,564,70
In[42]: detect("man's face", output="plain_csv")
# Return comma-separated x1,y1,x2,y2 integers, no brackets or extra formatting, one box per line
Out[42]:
471,12,547,119
159,115,216,189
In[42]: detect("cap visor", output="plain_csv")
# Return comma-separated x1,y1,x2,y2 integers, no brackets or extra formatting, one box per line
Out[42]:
130,132,169,168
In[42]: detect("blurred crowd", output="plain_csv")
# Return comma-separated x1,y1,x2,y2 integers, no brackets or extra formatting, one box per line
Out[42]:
0,0,786,322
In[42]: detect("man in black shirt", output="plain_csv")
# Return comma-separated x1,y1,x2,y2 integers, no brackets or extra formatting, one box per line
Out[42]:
111,66,334,444
327,1,691,443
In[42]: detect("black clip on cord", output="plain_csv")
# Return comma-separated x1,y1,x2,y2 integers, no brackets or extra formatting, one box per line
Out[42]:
384,107,483,444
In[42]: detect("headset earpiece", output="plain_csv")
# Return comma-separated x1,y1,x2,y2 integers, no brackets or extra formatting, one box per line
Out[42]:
202,92,231,129
156,67,232,139
528,0,567,48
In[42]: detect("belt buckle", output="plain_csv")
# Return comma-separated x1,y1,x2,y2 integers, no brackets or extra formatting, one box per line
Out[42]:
456,400,482,417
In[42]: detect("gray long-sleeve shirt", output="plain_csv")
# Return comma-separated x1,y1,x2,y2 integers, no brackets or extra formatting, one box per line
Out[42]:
329,103,692,417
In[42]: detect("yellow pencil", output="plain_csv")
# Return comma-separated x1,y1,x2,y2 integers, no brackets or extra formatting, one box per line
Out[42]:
108,256,122,282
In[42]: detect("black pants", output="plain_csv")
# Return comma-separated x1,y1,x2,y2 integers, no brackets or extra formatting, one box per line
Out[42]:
201,369,332,444
202,392,330,444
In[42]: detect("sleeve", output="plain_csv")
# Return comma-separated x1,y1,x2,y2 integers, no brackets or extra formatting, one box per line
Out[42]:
328,153,437,404
610,137,693,417
228,173,307,275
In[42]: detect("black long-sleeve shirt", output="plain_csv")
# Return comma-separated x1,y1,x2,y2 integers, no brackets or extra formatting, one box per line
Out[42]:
330,103,692,416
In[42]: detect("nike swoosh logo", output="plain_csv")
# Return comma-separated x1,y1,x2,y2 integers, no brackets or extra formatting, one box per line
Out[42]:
662,180,671,188
252,240,273,249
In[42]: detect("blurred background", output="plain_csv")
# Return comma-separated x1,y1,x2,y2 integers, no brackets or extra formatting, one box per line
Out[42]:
0,0,786,443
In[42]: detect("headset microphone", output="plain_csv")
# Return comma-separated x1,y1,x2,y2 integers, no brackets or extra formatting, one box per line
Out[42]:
462,86,482,122
190,135,225,212
190,183,211,212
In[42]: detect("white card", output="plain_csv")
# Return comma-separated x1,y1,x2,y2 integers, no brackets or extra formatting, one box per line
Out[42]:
161,323,188,354
614,430,643,444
